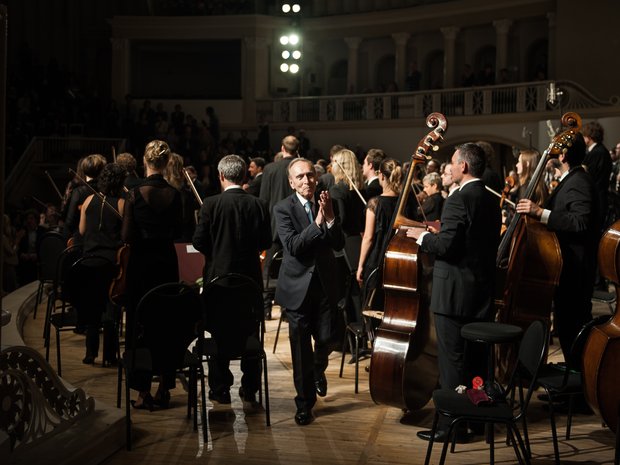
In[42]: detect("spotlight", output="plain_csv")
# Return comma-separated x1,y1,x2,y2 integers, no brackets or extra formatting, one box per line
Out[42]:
292,50,301,60
282,50,290,59
282,3,291,13
290,64,299,74
280,63,289,72
292,4,301,12
280,35,289,45
289,34,299,45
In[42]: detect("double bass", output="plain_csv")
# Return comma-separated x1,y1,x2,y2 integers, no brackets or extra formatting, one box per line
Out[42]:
369,113,447,411
495,112,581,376
583,220,620,434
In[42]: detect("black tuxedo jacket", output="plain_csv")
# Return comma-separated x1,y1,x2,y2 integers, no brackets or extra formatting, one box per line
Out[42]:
193,187,271,286
545,167,598,279
420,179,501,319
273,193,345,311
364,178,382,200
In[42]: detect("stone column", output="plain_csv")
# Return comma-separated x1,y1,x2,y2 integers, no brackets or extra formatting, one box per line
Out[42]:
493,19,512,80
547,12,556,78
440,27,460,88
110,38,130,104
345,37,362,93
392,32,410,91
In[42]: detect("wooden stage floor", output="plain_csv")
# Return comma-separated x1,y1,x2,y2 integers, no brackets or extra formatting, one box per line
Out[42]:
22,303,616,465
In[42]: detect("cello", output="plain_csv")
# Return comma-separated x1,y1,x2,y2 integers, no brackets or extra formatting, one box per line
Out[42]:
495,112,581,377
583,220,620,434
369,112,447,411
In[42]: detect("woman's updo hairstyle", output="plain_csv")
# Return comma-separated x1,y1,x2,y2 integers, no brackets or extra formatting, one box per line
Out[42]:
144,139,171,170
379,158,403,194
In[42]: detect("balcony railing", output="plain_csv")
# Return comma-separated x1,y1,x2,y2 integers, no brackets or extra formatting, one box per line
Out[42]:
257,80,620,124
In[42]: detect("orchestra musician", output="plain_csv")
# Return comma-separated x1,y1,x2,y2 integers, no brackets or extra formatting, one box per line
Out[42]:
407,143,501,442
356,158,403,308
77,163,126,366
121,139,183,410
63,154,107,244
192,155,272,405
273,158,345,426
516,133,599,367
515,149,548,204
416,172,444,222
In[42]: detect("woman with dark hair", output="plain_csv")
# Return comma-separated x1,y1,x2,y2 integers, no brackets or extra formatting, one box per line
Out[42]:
122,139,183,409
356,158,403,308
77,163,126,366
64,153,107,244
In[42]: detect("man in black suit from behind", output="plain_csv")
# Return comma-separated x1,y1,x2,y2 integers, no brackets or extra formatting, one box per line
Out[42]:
407,143,501,442
517,133,598,367
273,158,345,425
362,148,387,200
192,154,272,404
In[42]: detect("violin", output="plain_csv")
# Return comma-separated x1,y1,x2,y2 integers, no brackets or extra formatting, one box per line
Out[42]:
369,112,447,411
109,244,130,306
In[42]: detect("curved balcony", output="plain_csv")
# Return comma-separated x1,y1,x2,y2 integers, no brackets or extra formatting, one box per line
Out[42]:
258,80,620,125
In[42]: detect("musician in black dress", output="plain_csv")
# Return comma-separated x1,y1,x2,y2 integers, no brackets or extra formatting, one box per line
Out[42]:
78,163,126,365
63,153,107,244
356,159,402,308
122,140,183,409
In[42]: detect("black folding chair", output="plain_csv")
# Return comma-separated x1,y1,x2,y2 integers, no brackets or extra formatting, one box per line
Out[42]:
194,273,271,445
33,231,66,319
117,282,203,450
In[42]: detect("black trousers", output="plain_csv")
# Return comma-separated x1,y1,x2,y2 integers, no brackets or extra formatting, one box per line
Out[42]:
287,273,335,410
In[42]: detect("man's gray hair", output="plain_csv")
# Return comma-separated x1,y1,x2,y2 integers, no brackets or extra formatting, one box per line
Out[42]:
287,157,315,178
218,154,246,185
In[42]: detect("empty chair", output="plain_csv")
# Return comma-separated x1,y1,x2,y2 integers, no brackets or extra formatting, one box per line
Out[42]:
33,231,66,319
535,315,611,465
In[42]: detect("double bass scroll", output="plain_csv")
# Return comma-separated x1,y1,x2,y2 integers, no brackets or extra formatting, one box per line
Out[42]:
369,112,447,411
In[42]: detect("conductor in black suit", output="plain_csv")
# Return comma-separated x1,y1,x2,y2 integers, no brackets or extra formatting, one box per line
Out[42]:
407,143,501,441
517,133,598,366
273,158,345,425
193,154,272,404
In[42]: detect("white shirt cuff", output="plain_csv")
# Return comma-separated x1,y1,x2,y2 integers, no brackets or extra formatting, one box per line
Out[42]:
416,230,429,246
540,209,551,224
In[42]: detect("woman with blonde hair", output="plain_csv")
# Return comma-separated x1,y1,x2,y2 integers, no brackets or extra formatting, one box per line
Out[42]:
165,152,202,241
329,149,366,268
122,139,183,410
357,158,403,308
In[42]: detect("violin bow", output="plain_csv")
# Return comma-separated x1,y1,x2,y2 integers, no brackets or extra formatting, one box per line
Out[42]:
332,159,367,206
44,170,64,201
183,168,204,207
69,168,122,219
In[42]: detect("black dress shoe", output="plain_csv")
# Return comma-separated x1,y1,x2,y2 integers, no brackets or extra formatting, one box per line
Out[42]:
295,408,313,426
208,389,231,404
417,429,472,443
239,386,258,404
315,373,327,397
82,355,95,365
